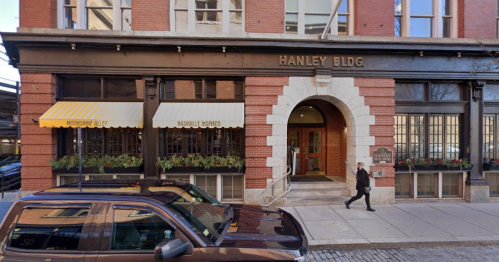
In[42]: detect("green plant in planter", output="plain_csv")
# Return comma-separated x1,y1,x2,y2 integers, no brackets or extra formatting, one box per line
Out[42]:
444,158,472,168
51,154,143,174
414,158,434,166
156,155,185,173
204,154,245,172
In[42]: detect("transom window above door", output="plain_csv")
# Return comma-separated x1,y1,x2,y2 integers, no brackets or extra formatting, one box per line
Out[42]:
394,0,457,38
172,0,244,33
288,106,324,124
285,0,353,35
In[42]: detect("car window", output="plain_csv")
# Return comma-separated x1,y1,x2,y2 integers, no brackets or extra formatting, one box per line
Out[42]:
111,208,175,250
9,207,89,250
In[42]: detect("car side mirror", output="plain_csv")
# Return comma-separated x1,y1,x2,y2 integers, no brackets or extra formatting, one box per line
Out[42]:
153,238,189,261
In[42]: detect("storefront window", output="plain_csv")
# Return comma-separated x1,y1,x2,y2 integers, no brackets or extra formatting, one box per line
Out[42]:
483,84,499,101
430,83,461,100
161,128,243,158
395,114,460,160
63,128,142,157
161,79,244,100
395,83,425,101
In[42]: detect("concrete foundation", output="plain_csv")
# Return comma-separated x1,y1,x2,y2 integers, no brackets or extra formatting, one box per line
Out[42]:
465,185,489,203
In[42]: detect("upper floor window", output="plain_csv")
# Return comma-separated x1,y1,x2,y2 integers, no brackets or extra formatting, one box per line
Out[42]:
59,76,140,99
395,0,456,38
285,0,352,35
161,79,244,100
172,0,243,33
59,0,132,30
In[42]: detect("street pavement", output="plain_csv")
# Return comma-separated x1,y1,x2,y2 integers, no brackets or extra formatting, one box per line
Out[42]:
281,201,499,250
1,191,499,251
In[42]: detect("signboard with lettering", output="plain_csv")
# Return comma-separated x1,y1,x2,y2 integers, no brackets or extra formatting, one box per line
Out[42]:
373,147,393,164
278,55,364,67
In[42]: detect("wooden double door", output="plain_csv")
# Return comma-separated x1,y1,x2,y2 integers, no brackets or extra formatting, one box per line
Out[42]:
287,128,326,176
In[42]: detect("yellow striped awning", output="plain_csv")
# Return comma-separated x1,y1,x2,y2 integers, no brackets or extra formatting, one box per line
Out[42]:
39,102,143,128
152,103,244,128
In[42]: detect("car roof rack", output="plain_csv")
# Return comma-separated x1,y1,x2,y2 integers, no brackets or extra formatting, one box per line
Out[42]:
44,179,189,194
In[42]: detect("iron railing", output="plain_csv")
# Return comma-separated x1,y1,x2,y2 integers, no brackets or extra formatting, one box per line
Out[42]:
257,148,296,206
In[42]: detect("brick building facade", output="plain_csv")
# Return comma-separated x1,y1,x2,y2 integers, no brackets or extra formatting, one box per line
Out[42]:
3,0,499,205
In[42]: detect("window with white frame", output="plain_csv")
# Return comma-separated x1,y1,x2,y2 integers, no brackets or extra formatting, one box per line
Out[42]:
285,0,353,35
172,0,243,33
59,0,132,30
394,0,457,38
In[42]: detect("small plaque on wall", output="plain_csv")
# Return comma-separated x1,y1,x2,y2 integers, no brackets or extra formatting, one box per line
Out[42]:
373,147,393,164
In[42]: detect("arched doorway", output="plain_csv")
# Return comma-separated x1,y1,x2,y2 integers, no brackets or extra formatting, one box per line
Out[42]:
287,100,347,177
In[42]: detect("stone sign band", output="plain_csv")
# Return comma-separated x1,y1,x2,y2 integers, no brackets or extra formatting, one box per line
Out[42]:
279,55,364,67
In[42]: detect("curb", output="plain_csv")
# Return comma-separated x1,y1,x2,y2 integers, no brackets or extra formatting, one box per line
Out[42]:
308,240,499,250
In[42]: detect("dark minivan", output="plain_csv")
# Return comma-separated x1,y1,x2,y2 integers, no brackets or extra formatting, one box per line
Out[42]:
0,179,308,261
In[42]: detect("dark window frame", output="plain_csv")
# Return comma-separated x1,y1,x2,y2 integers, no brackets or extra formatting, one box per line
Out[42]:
59,128,142,158
160,78,245,101
160,128,244,158
58,75,141,100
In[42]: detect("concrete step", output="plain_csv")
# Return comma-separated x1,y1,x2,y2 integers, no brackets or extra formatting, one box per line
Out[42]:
291,181,346,190
287,188,351,198
286,196,350,206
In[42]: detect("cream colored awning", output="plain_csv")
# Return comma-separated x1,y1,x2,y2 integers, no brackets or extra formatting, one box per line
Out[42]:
152,103,244,128
39,102,143,128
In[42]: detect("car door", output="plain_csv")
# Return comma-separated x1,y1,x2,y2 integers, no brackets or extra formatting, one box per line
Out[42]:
1,202,94,262
95,202,198,262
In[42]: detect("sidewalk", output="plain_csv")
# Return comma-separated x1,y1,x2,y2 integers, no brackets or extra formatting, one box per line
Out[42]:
281,202,499,250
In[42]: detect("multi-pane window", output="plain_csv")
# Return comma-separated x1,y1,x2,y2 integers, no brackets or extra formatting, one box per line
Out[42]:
483,114,499,161
395,173,412,197
417,173,436,197
222,175,243,200
195,175,217,197
161,80,244,100
442,172,462,197
162,128,243,158
59,0,132,30
63,128,142,157
285,0,353,35
59,77,140,99
395,114,460,160
172,0,243,33
394,0,456,38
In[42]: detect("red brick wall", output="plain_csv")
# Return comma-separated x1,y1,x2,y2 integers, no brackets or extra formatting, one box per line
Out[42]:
244,77,287,189
132,0,169,31
458,0,497,39
245,0,285,33
20,74,57,191
20,0,57,28
355,78,395,188
354,0,394,36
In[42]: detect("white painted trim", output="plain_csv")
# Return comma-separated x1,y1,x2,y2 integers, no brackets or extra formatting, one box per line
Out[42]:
297,0,305,34
438,172,443,198
57,0,64,29
223,0,230,33
241,0,245,33
413,172,417,199
188,0,195,32
347,0,354,36
216,174,222,201
451,0,458,38
402,0,410,37
189,174,195,184
56,175,61,186
330,0,339,35
113,0,121,30
170,0,176,32
434,0,442,37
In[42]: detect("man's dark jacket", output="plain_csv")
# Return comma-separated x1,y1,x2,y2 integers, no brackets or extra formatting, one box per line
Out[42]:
356,168,370,193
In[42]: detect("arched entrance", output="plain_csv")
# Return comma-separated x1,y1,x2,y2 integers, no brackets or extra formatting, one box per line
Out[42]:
287,102,347,177
266,76,375,195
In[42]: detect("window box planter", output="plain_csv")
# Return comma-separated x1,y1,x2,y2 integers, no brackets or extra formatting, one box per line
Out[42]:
395,165,411,171
203,166,245,173
414,165,436,171
164,167,203,173
103,165,144,173
53,167,98,174
483,163,499,171
436,165,473,171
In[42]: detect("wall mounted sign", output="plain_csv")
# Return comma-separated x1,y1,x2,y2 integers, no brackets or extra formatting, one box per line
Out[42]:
373,147,393,164
278,55,364,67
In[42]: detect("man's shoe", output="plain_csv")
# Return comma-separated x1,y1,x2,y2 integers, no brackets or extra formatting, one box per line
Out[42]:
344,201,350,209
367,208,375,212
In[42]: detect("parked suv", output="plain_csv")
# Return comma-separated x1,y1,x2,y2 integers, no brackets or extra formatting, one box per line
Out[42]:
0,179,308,261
